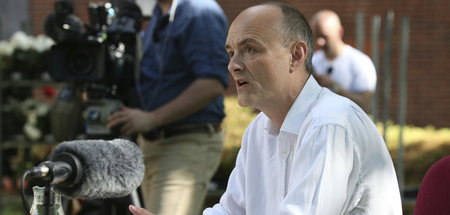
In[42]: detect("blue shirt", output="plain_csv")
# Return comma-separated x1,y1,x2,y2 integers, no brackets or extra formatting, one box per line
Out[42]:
134,0,229,126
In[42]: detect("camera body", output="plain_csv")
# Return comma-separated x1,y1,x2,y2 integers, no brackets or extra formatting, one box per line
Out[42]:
49,41,106,82
84,98,122,135
45,1,140,85
45,0,142,139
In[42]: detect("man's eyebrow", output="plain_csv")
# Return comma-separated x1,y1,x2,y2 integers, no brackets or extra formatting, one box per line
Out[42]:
225,37,261,50
238,37,261,46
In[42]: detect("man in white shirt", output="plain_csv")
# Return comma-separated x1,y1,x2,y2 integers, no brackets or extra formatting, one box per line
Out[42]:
310,10,377,113
129,2,402,215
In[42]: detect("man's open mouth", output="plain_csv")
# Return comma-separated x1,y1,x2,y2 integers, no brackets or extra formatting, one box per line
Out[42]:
237,80,248,87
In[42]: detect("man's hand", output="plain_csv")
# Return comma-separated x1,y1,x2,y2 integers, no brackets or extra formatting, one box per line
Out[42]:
129,205,155,215
106,106,158,136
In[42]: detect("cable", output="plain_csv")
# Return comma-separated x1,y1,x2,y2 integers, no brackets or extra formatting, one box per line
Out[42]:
169,0,179,23
21,171,32,215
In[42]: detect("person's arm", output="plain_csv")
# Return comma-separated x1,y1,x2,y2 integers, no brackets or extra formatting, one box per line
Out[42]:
107,78,225,135
342,54,377,113
314,74,373,112
278,123,358,214
203,154,246,215
203,126,252,215
108,5,229,135
203,150,247,215
151,77,225,127
335,88,373,113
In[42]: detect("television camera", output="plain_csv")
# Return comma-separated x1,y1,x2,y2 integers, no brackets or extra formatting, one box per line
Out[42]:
44,0,142,139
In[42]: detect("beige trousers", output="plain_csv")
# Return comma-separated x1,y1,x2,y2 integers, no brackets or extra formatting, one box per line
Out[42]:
138,131,224,215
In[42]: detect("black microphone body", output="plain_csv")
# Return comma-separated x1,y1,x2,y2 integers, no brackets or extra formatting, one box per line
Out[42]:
29,152,82,187
29,139,144,199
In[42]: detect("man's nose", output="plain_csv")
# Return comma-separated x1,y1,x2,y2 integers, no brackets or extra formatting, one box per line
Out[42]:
228,55,244,73
316,37,326,47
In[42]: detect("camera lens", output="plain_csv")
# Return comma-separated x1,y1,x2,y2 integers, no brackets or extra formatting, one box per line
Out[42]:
67,48,94,76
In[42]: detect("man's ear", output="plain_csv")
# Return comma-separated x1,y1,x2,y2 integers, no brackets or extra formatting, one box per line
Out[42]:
289,41,307,73
339,26,344,39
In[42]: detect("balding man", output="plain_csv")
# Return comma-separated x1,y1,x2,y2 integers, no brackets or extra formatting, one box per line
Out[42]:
129,3,401,215
310,10,376,113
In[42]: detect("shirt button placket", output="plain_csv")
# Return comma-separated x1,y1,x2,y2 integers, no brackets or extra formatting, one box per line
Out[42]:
279,135,289,198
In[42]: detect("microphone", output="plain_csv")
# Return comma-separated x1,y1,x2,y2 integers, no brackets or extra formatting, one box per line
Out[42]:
327,67,333,75
27,139,144,199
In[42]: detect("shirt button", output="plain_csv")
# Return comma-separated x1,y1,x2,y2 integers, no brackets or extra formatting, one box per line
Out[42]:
280,190,285,196
282,152,288,159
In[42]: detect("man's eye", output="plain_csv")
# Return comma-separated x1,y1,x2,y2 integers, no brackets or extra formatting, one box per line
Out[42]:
244,47,254,53
227,51,234,58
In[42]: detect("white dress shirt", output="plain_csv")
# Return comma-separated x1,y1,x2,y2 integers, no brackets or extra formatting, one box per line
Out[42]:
203,76,402,215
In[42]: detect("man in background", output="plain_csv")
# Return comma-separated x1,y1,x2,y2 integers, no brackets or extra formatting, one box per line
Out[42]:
107,0,229,214
310,10,376,113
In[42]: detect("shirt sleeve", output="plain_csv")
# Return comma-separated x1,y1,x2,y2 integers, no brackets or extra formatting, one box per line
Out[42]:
203,152,246,215
203,127,250,215
351,54,377,92
279,123,359,215
179,8,229,88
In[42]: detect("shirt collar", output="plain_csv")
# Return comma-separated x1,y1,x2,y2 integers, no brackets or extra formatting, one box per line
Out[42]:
265,75,322,136
155,0,185,17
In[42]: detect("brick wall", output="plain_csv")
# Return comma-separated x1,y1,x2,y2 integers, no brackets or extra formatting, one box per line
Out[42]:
29,0,450,128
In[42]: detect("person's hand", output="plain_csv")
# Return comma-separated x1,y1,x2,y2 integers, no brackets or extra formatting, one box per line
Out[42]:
106,106,158,136
129,205,155,215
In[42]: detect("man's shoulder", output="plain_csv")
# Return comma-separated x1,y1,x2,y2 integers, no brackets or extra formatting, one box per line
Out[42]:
307,90,364,128
174,0,227,32
312,50,328,73
342,45,373,63
182,0,226,16
312,49,326,62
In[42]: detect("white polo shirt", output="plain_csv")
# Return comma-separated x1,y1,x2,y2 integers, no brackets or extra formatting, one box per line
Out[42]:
312,45,377,92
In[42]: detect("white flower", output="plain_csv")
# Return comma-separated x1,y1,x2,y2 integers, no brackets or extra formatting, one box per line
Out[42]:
0,41,14,56
32,35,55,53
10,31,33,51
24,122,42,141
35,103,50,116
0,31,54,57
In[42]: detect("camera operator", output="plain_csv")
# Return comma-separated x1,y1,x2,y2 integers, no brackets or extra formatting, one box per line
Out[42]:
106,0,229,214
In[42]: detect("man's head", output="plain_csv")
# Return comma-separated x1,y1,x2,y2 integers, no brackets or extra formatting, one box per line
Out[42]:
271,2,314,73
310,10,344,55
225,3,313,110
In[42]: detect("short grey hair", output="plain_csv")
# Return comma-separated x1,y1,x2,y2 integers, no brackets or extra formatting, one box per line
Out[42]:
261,2,315,73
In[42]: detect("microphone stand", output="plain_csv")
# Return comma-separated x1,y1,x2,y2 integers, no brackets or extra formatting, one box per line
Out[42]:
24,183,58,215
43,185,56,215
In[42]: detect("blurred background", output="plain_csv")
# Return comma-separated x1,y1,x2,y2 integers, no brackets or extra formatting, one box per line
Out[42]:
1,0,449,214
